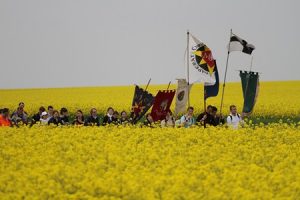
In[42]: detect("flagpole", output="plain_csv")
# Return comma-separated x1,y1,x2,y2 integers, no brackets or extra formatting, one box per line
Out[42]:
166,81,171,90
250,56,254,72
145,78,151,92
204,95,207,128
187,30,190,107
220,29,232,116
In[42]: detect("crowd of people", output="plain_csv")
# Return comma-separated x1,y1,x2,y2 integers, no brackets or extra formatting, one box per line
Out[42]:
0,102,244,129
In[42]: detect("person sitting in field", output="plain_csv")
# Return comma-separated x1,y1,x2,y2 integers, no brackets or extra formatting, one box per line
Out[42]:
18,102,28,115
112,111,120,124
196,105,213,126
84,108,100,126
226,105,244,129
48,110,63,126
179,106,195,128
32,106,46,124
11,106,28,125
144,113,154,127
102,107,114,125
47,106,54,118
210,106,225,126
0,108,11,127
161,110,175,127
40,112,49,125
120,111,130,124
60,107,69,125
73,110,85,125
207,106,224,126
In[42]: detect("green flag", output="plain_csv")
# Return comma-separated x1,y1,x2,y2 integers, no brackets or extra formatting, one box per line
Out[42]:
240,71,259,114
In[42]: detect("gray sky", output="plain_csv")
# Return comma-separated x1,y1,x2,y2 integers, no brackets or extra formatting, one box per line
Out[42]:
0,0,299,89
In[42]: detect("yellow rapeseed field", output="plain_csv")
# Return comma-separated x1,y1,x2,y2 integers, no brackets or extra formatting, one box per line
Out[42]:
0,125,300,199
0,81,300,199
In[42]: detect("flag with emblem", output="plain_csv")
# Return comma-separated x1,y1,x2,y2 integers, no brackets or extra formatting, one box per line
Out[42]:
174,79,193,115
151,90,176,122
189,33,216,84
204,60,219,100
240,71,259,115
130,85,155,124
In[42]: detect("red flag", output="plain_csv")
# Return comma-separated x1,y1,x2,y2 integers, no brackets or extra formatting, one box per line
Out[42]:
150,90,175,122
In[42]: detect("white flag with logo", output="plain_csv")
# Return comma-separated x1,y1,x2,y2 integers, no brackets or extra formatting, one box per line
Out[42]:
174,79,193,115
189,34,216,84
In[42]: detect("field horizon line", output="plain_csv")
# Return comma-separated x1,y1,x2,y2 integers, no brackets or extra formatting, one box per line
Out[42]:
0,80,299,91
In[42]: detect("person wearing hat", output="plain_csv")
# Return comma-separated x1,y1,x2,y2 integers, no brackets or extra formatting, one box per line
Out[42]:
40,112,49,125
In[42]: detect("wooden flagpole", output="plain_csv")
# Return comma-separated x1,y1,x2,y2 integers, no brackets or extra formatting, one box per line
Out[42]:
250,56,254,72
187,30,190,107
166,81,171,90
219,29,232,117
145,78,151,92
204,94,207,128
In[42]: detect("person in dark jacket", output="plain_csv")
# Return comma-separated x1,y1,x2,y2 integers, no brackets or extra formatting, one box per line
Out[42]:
102,107,114,125
210,106,225,126
112,111,120,124
60,107,69,125
120,111,130,124
31,106,46,124
73,110,85,125
48,110,63,126
196,105,213,126
84,108,100,126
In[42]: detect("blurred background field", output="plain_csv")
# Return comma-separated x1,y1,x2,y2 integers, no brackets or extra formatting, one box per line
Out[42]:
0,81,299,123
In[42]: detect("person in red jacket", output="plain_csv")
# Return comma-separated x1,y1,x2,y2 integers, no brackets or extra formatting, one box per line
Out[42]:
0,108,11,127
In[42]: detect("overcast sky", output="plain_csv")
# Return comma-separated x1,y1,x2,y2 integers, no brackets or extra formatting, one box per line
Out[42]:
0,0,299,89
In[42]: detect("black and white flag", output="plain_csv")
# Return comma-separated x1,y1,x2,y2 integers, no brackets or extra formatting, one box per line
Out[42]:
228,34,255,55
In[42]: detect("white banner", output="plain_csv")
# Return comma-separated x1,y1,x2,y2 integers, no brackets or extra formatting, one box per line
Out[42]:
174,79,193,115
